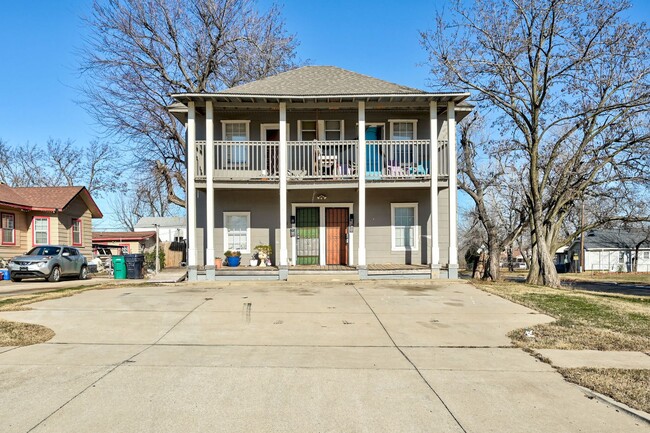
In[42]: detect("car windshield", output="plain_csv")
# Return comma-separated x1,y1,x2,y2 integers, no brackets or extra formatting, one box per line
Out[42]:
27,246,61,256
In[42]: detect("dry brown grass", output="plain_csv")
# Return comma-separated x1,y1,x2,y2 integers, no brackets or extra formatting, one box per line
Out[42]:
559,368,650,414
561,272,650,285
0,319,54,346
475,281,650,351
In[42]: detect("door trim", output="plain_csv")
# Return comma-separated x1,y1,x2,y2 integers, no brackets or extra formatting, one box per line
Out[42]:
291,202,354,266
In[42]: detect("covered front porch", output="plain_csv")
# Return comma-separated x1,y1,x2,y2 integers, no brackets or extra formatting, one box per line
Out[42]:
195,264,444,281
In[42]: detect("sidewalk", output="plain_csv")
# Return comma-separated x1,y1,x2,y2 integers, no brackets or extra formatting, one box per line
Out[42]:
146,267,187,283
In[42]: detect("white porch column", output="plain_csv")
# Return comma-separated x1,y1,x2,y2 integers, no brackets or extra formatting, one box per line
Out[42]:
357,101,367,277
429,101,439,277
279,102,288,279
447,101,458,278
187,101,198,279
205,100,215,278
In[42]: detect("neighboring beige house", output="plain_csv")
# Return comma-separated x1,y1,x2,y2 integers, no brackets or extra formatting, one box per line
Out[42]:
92,231,157,255
169,66,471,280
0,184,103,259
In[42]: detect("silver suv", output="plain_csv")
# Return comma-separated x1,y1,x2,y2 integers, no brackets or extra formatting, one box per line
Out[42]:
8,245,88,283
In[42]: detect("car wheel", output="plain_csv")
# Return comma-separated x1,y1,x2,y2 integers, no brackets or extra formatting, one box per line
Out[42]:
10,277,22,283
48,266,61,283
79,266,88,280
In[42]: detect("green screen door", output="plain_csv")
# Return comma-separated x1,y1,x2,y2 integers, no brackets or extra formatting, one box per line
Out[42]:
296,207,320,265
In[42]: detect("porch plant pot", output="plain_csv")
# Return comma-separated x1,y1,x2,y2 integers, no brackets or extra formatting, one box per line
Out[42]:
226,256,241,267
254,245,272,268
224,250,241,267
214,257,223,269
250,259,259,267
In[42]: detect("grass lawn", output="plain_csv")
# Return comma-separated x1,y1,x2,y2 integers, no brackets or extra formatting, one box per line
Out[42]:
473,280,650,413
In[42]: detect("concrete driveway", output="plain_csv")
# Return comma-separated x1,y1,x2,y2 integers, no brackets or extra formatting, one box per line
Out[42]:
0,280,646,432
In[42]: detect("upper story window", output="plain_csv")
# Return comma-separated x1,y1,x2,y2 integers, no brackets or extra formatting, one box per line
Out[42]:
222,121,250,166
389,120,418,140
72,218,83,246
1,212,15,245
298,120,344,141
33,217,49,245
222,121,250,141
299,121,317,141
324,120,343,140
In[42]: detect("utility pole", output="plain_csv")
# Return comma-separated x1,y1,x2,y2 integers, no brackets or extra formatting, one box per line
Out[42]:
154,223,160,273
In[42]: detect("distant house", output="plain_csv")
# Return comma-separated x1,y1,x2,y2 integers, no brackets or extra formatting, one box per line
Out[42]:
0,184,103,258
134,217,186,243
92,231,157,255
567,229,650,273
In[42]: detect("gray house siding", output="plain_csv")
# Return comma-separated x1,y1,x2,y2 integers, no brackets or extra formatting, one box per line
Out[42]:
192,186,451,267
194,110,449,142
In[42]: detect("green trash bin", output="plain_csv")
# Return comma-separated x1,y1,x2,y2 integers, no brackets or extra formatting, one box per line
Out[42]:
112,255,127,280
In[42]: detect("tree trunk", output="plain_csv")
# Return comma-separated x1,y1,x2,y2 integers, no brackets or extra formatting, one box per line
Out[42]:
526,217,561,287
486,236,501,281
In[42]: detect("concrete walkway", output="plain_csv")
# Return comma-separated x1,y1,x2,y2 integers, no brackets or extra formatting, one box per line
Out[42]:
0,280,647,432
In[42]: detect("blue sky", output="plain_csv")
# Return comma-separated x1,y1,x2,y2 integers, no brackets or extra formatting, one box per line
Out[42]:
1,0,648,229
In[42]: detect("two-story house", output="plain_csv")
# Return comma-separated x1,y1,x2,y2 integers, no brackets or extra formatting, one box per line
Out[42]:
169,66,471,280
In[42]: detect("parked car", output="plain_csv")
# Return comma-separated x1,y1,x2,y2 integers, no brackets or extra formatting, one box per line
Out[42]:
7,245,88,283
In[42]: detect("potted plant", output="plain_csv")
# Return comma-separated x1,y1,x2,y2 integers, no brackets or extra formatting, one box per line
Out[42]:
224,250,241,267
254,245,272,267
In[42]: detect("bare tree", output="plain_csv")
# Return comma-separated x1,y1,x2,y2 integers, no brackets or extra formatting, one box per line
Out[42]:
0,138,123,197
111,171,174,231
422,0,650,287
458,114,527,281
81,0,300,208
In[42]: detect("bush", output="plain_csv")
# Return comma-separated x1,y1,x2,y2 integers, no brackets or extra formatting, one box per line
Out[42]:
144,249,165,270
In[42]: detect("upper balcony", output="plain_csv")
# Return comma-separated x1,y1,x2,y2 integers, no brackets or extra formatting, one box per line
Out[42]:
194,139,449,186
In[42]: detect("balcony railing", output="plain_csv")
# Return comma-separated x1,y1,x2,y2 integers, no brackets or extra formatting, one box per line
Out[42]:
194,140,449,182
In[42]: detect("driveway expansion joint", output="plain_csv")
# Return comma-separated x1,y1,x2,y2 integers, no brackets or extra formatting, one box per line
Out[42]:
352,286,469,433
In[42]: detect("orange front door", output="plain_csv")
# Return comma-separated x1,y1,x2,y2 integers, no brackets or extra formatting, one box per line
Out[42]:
325,208,349,265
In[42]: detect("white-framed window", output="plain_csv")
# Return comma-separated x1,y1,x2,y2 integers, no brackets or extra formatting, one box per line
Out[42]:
298,120,317,141
642,251,650,260
1,212,15,245
224,212,251,253
388,120,418,140
221,120,250,166
72,219,82,246
298,120,344,141
33,217,49,245
391,203,418,251
324,120,343,140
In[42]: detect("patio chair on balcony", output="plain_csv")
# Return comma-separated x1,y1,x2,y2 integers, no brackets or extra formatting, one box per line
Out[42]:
386,161,406,177
313,145,337,176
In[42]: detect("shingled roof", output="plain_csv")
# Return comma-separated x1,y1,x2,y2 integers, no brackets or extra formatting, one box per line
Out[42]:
171,66,472,107
92,231,156,242
218,66,424,96
0,184,103,218
579,229,650,250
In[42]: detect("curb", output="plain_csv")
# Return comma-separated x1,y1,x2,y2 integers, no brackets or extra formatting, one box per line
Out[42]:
574,384,650,425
